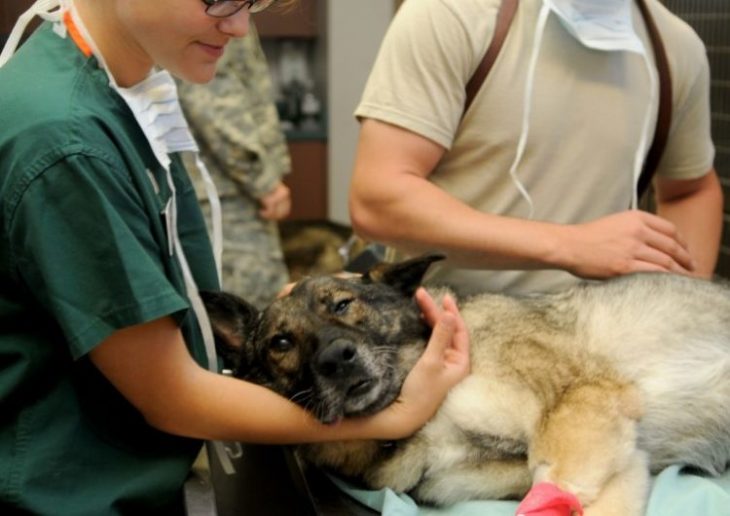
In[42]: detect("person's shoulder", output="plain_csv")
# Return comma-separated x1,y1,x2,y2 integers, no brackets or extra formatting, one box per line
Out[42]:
648,0,706,53
0,26,121,142
0,30,133,202
646,0,708,83
398,0,503,24
387,0,504,57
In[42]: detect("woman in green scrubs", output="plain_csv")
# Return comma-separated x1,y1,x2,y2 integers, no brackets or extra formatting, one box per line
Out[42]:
0,1,470,513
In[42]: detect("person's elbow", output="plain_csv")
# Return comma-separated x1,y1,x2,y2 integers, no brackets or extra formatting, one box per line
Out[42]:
143,409,190,438
349,188,390,242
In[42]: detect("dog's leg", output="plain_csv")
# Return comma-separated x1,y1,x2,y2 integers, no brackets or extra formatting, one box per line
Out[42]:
583,450,650,516
528,379,645,513
411,459,532,506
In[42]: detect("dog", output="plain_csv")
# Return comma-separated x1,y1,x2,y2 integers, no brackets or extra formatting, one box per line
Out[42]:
202,255,730,515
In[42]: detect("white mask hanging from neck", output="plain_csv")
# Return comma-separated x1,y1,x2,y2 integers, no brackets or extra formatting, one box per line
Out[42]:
507,0,657,216
63,4,223,263
544,0,645,54
0,0,221,274
0,0,233,473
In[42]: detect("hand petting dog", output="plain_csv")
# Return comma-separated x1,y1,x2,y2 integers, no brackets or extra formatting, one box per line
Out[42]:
374,288,471,439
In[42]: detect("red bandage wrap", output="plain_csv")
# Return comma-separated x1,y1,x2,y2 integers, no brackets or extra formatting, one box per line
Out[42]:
515,482,584,516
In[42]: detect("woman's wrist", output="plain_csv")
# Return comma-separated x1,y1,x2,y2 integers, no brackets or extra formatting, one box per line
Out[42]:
327,402,421,441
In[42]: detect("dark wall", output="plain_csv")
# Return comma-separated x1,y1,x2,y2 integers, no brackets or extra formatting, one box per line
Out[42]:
1,0,35,52
662,0,730,277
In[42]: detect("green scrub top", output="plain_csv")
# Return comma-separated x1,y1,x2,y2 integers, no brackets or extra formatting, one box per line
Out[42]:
0,23,220,515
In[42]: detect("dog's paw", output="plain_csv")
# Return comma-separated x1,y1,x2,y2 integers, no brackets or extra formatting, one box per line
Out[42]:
516,482,584,516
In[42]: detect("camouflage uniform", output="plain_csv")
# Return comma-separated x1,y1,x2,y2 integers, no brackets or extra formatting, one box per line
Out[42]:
179,24,291,309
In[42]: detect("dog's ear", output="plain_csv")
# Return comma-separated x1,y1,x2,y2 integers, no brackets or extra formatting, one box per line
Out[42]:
200,290,259,373
363,254,445,296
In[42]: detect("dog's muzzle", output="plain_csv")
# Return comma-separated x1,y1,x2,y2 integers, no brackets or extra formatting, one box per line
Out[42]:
310,330,387,421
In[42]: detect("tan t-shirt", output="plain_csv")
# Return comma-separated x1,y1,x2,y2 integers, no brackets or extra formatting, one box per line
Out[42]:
355,0,714,295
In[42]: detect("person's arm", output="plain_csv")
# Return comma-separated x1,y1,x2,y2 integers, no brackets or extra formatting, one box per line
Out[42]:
350,119,695,279
654,169,723,278
89,289,469,444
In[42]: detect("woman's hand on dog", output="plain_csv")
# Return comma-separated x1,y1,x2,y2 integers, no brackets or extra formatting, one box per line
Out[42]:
412,287,471,396
364,288,471,439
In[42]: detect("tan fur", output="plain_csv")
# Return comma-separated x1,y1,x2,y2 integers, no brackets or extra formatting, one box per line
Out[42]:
309,274,728,513
205,258,730,515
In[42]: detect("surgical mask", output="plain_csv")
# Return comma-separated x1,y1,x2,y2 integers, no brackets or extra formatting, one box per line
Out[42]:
506,0,657,216
544,0,646,54
1,0,233,473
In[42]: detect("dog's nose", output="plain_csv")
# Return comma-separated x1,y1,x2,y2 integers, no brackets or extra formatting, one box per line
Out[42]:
315,338,357,378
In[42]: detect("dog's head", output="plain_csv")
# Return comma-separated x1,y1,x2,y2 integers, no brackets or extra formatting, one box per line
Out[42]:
202,254,445,424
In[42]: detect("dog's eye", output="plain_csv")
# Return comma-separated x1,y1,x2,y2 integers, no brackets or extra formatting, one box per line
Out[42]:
269,335,294,352
333,298,352,316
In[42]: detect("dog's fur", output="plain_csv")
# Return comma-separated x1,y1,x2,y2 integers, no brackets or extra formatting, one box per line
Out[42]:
203,255,730,515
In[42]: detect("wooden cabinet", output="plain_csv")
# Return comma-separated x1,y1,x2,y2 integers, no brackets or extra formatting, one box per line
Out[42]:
284,140,327,220
255,0,329,221
254,0,320,38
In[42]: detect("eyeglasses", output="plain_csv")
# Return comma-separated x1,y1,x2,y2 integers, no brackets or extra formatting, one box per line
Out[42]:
203,0,277,18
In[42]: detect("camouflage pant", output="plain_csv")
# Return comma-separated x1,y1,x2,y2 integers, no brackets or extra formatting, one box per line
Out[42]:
200,196,289,310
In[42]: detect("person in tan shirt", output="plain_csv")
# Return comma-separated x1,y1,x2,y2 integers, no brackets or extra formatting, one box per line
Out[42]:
351,0,722,296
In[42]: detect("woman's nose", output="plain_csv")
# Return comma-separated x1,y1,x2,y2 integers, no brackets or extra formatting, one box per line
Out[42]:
217,8,250,38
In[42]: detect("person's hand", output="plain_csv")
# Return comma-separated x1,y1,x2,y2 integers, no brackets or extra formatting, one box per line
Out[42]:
561,211,696,279
363,288,470,440
277,282,296,298
258,181,291,221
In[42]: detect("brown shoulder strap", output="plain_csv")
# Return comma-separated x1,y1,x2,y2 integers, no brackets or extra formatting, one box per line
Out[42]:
636,0,672,199
463,0,518,115
464,0,671,199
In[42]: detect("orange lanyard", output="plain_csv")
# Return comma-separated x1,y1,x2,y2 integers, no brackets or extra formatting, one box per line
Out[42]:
63,10,92,57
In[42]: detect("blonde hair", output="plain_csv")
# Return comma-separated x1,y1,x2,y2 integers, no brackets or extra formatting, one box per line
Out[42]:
270,0,299,13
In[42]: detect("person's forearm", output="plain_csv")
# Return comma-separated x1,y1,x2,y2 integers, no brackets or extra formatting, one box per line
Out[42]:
351,173,698,279
350,120,571,272
351,172,566,271
656,173,723,278
148,367,377,443
92,317,384,444
153,306,468,444
351,119,699,280
94,305,468,446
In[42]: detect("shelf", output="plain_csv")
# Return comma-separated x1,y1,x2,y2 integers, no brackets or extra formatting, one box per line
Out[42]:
252,0,327,221
284,129,327,141
254,0,319,38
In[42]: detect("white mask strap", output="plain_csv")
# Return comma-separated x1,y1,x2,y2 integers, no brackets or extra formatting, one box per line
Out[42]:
161,158,233,474
172,222,236,475
29,0,231,472
194,156,223,280
631,49,659,209
506,2,551,219
0,0,68,67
